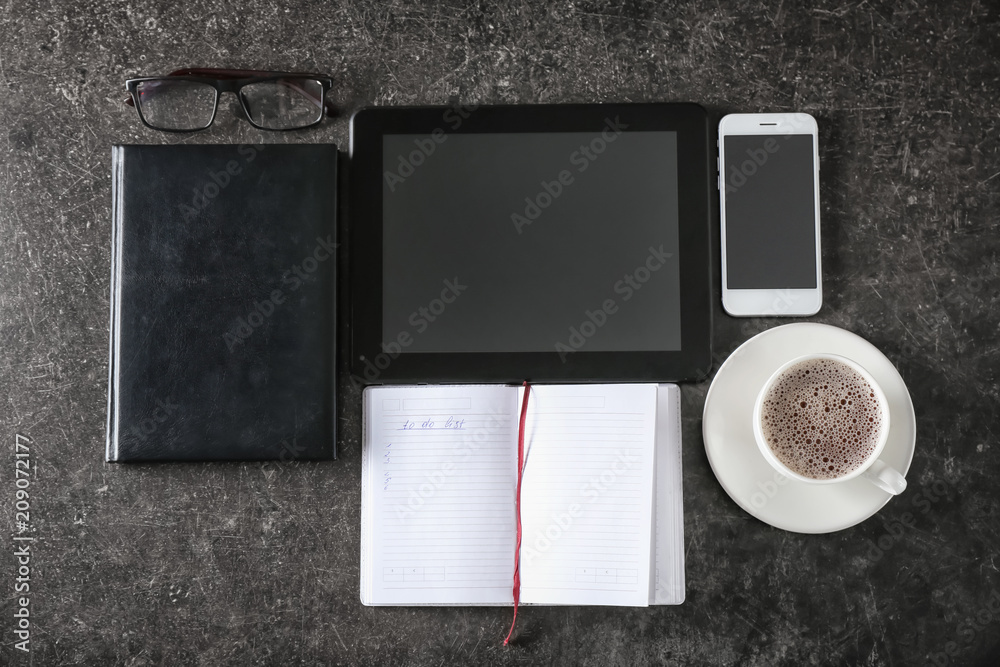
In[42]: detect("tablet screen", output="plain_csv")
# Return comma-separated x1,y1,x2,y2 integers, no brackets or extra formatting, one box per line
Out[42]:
382,131,681,355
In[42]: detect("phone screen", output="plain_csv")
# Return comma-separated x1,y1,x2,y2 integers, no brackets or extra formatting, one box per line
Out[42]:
723,134,817,289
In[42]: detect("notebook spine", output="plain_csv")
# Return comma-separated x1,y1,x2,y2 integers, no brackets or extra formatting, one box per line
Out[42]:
105,146,125,462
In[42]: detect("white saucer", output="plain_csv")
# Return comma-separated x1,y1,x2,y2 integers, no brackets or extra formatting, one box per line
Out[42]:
703,323,916,534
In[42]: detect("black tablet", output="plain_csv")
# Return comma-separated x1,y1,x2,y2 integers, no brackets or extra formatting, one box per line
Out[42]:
349,103,713,383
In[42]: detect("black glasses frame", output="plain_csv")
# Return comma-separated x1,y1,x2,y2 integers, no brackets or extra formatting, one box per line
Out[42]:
124,68,335,133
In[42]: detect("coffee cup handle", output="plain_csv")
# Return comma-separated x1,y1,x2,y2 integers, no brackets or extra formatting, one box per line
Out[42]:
862,459,907,495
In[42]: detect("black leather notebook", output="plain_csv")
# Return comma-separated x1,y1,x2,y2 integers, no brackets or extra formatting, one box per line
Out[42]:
107,144,337,461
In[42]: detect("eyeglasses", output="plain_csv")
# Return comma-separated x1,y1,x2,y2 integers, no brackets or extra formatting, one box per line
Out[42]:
124,68,335,132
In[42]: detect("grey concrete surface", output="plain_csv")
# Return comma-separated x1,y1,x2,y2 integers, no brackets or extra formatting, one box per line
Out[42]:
1,1,998,664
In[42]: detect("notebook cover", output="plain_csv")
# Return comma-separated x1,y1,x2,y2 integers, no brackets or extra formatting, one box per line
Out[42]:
107,144,337,461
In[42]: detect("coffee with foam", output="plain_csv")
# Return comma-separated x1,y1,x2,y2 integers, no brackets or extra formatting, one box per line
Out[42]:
760,357,885,480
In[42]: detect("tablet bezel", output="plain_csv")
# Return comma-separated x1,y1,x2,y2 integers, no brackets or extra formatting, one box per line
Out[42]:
349,103,713,383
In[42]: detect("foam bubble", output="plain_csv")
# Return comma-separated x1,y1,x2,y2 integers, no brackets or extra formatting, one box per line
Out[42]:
761,358,884,480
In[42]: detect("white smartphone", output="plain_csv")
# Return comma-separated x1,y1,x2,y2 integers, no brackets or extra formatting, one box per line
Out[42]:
718,112,822,317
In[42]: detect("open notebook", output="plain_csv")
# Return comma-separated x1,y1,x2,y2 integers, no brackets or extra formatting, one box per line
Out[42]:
360,384,684,606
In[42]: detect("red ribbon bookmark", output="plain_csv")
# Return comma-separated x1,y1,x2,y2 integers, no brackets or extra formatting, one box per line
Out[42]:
504,380,531,646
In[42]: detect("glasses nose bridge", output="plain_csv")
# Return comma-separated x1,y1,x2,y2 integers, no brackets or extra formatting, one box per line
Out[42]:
214,79,244,97
215,83,252,120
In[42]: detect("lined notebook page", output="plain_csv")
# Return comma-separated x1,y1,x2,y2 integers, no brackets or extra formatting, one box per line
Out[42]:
517,384,657,606
361,385,517,605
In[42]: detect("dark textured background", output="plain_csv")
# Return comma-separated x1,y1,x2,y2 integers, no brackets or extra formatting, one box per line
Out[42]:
2,1,999,665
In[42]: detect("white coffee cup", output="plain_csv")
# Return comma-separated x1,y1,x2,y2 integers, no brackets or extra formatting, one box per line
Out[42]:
752,353,906,495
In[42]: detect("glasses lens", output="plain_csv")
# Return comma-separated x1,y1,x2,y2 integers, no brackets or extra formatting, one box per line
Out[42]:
135,80,216,131
240,79,324,129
